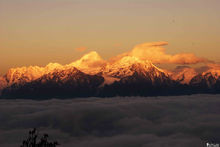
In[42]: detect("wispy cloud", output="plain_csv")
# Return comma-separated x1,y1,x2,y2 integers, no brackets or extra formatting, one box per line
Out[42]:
75,46,87,52
116,42,209,64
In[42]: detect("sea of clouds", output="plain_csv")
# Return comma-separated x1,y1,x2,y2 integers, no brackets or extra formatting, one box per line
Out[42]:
0,95,220,147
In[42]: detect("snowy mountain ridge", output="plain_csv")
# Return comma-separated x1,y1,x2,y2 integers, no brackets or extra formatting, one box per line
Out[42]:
1,52,220,98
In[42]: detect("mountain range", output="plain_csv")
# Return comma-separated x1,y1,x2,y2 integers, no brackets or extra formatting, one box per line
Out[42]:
1,52,220,99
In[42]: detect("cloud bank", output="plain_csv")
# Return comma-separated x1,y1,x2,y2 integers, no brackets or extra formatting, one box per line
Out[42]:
124,42,208,64
0,95,220,147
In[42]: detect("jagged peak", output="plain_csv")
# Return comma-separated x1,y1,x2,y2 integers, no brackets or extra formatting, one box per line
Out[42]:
6,66,43,84
5,63,65,85
103,55,166,78
3,51,106,85
202,69,220,79
171,67,198,84
42,66,81,78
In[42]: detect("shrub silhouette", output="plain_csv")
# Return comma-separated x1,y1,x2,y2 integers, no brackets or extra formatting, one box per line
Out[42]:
20,128,60,147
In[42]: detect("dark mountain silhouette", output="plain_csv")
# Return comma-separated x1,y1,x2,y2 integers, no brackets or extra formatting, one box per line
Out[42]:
189,72,220,94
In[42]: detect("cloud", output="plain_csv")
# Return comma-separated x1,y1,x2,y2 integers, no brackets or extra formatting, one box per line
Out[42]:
73,42,210,67
201,63,220,75
69,51,107,74
0,95,220,146
206,63,220,69
170,53,207,64
130,42,208,64
75,46,87,52
190,63,220,74
113,41,209,64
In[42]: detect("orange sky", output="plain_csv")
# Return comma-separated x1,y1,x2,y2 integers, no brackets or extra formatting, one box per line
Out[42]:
0,0,220,75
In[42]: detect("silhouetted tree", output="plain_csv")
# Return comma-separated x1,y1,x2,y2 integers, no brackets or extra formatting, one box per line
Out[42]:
20,128,59,147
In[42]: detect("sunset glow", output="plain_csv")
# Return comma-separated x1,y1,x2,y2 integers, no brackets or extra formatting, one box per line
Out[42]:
1,41,218,80
1,0,220,75
1,1,220,146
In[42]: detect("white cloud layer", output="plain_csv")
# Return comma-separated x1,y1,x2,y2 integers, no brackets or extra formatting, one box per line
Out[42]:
120,42,208,64
0,95,220,147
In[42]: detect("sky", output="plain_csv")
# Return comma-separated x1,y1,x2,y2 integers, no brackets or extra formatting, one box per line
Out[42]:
0,0,220,75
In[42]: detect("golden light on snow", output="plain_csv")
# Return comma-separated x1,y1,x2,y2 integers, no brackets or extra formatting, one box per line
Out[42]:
1,41,220,89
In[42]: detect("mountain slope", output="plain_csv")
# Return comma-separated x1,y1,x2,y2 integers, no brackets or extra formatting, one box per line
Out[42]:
1,67,104,98
100,56,176,97
103,56,166,78
2,55,220,98
0,76,7,94
190,72,220,89
188,64,220,93
4,63,63,86
171,66,198,84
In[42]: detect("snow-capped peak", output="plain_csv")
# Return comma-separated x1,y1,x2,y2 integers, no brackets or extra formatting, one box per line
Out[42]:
171,67,198,84
4,62,64,86
2,51,106,86
69,51,106,74
6,66,44,85
103,56,166,78
202,68,220,79
45,63,63,71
